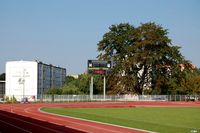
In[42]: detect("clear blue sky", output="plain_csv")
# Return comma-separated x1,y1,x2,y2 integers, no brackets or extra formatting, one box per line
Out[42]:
0,0,200,75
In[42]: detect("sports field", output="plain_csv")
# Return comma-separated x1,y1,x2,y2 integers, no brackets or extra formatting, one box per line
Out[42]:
42,107,200,133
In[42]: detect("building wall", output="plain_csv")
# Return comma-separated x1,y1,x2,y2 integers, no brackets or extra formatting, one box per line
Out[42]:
6,60,66,100
38,63,51,95
51,66,66,87
6,61,38,100
37,62,66,95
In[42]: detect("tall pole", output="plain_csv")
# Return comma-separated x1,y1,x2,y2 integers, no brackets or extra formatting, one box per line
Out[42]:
103,76,106,100
90,76,93,100
22,69,26,99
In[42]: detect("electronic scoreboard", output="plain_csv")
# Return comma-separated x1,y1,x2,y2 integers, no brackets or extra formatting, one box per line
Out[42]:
88,60,111,75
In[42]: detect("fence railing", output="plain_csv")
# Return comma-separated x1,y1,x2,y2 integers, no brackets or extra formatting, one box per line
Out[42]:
1,94,200,103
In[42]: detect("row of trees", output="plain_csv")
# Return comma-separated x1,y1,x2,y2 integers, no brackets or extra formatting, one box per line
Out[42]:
0,23,180,94
97,22,200,95
41,22,200,95
1,23,199,96
47,68,200,95
46,74,105,95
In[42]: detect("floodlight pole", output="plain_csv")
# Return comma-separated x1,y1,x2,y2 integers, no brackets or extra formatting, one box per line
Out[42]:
90,76,93,100
103,76,106,100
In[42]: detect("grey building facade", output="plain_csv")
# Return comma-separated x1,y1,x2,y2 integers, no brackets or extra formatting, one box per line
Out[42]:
0,81,5,97
37,62,66,95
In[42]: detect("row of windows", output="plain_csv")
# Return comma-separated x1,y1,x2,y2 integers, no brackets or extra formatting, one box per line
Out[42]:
37,63,66,94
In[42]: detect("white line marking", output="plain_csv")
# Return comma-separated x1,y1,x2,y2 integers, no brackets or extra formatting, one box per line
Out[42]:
25,107,121,133
24,107,90,133
0,119,31,133
0,113,62,133
39,107,155,133
40,106,200,132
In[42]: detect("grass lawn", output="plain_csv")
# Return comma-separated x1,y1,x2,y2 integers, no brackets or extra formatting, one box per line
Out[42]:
41,107,200,133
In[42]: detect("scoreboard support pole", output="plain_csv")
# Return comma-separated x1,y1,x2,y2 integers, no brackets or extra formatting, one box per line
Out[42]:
88,60,111,101
103,76,106,100
90,76,93,100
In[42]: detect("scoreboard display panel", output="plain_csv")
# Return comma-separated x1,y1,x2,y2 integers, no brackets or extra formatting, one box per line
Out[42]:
88,69,107,75
88,60,111,75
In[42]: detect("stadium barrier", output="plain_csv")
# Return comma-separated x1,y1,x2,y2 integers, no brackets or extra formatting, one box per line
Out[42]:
1,94,200,103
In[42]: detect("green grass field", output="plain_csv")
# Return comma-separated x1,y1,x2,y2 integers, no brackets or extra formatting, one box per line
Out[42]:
41,107,200,133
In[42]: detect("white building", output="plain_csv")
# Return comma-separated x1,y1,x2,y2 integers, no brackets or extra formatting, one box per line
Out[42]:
6,60,66,100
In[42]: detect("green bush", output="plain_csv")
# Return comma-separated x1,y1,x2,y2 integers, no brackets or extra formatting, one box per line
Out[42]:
5,96,18,104
62,83,83,95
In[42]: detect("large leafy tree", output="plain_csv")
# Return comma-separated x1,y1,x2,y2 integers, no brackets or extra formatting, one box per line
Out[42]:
97,22,186,95
97,23,136,94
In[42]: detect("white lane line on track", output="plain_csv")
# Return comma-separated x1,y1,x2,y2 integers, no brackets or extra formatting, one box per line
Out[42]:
0,119,32,133
0,113,63,133
7,103,153,133
39,108,154,133
37,107,155,133
39,105,200,132
23,107,92,133
24,107,121,133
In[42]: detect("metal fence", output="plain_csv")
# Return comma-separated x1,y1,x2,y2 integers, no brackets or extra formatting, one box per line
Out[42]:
1,94,200,103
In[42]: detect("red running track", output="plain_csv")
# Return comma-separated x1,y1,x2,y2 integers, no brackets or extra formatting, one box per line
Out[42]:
0,101,200,133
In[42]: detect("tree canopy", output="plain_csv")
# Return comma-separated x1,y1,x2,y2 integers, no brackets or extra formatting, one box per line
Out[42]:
46,22,199,96
97,22,188,95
